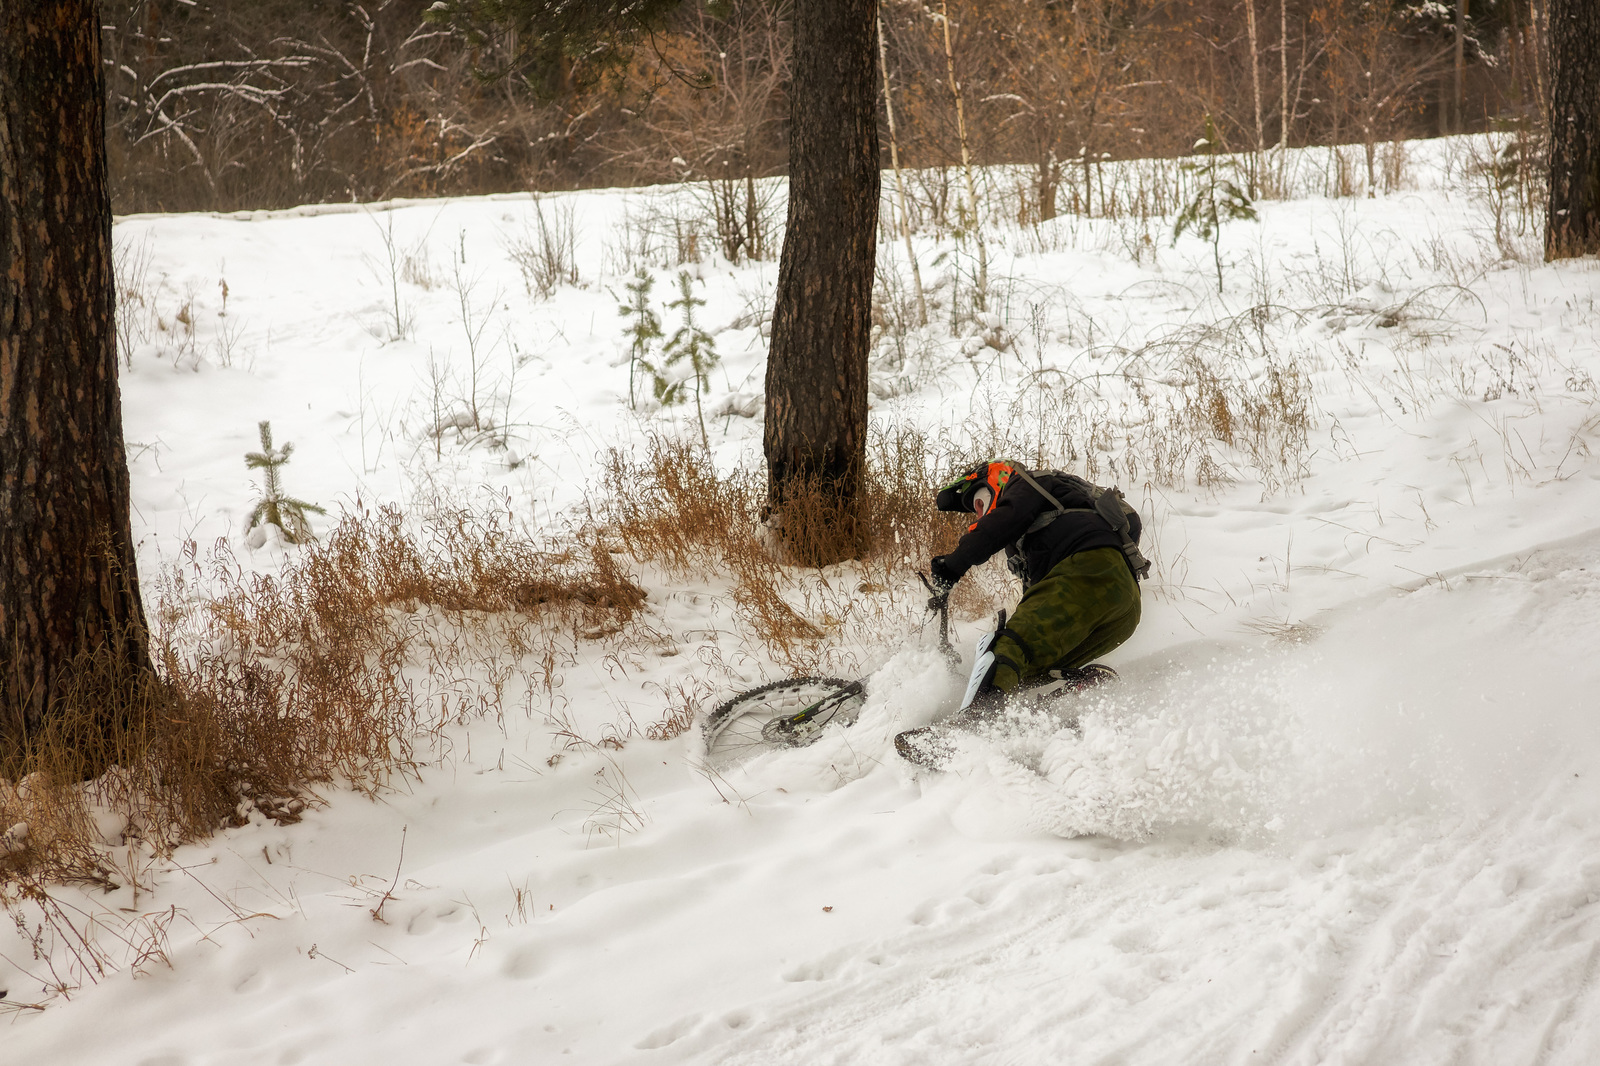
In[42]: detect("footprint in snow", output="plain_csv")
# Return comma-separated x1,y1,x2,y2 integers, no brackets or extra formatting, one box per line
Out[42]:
634,1014,702,1050
965,880,1004,906
781,959,834,982
501,947,542,980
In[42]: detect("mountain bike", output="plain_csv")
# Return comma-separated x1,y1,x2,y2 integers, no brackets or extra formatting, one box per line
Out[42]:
699,575,1112,772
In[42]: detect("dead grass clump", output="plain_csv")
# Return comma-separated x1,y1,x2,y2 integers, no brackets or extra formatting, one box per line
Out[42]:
1236,359,1313,494
603,436,763,576
858,425,967,572
1182,354,1238,445
351,505,646,623
604,436,826,659
1,505,645,896
1173,349,1312,494
603,427,971,664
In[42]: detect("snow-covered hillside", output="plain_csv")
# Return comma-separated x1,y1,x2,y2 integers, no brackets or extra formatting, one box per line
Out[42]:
7,140,1600,1064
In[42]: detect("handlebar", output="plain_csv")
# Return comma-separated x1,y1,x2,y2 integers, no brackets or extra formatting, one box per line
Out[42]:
917,571,961,667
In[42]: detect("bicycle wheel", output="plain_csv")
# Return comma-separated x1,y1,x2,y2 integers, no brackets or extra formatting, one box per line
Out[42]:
701,677,866,772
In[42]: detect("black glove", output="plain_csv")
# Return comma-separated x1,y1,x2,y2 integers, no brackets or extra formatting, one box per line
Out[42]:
929,555,960,588
926,556,959,610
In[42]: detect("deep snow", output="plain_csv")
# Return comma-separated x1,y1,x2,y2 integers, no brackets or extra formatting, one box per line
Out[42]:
6,139,1600,1065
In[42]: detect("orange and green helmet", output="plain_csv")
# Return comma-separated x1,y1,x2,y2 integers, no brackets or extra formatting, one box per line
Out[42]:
935,461,1016,514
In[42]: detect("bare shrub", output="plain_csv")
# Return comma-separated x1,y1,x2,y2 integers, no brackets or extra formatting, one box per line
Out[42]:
1461,130,1548,263
690,177,780,264
506,198,580,299
871,255,949,391
366,213,416,341
112,234,157,366
602,203,666,277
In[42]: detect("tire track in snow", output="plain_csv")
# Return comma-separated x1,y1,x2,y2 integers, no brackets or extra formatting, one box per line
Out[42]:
639,543,1600,1065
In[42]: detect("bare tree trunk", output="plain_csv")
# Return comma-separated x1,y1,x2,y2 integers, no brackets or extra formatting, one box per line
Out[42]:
1246,0,1264,196
878,12,927,327
1,0,152,743
1036,154,1060,222
1364,125,1377,198
1279,0,1290,149
938,0,986,311
1454,0,1468,134
1545,0,1600,259
763,0,879,563
1530,0,1548,121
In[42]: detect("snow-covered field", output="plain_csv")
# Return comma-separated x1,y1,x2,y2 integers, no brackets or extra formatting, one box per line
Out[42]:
8,139,1600,1064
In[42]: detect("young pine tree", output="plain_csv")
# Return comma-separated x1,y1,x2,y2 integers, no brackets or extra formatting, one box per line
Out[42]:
1174,116,1258,293
663,271,719,452
617,268,663,410
244,421,325,545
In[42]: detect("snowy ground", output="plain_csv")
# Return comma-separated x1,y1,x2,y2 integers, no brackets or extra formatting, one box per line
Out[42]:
7,139,1600,1064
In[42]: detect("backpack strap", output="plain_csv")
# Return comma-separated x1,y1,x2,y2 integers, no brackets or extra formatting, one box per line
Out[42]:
1002,463,1152,581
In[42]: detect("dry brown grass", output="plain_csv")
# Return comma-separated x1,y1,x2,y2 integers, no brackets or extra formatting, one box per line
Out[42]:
602,426,977,669
0,505,645,899
957,309,1316,500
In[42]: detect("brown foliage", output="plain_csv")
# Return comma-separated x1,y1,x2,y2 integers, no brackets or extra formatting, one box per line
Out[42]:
0,505,644,889
603,428,969,663
104,0,1535,214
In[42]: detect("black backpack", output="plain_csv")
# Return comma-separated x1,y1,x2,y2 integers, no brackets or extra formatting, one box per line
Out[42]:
1002,464,1152,581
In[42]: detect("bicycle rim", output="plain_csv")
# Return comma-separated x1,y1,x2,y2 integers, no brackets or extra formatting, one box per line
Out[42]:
701,677,865,773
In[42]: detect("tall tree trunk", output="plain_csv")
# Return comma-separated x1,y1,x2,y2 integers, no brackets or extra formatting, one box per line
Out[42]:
939,0,986,307
1245,0,1263,196
1279,0,1289,149
1454,0,1468,134
1,0,152,743
1545,0,1600,259
1036,155,1060,222
878,12,927,326
1530,0,1548,121
763,0,879,563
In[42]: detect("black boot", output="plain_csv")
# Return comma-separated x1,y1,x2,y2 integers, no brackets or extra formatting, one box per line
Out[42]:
1060,663,1118,691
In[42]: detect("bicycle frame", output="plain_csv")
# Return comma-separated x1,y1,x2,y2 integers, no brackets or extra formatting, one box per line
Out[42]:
758,575,994,746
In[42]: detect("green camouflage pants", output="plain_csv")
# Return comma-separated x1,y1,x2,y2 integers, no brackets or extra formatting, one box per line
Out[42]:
990,547,1141,691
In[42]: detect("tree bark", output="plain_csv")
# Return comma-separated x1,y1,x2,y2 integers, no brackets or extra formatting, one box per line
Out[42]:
1545,0,1600,259
763,0,879,563
1,0,152,743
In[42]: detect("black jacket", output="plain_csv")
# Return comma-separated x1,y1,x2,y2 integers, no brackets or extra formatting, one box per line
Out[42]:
937,472,1142,587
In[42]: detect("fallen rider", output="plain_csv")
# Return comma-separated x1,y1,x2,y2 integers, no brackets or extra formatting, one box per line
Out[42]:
895,461,1151,768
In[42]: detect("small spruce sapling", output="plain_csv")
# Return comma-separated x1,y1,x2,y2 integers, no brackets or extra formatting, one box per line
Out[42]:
617,269,663,410
1174,116,1258,292
662,271,719,451
244,420,326,545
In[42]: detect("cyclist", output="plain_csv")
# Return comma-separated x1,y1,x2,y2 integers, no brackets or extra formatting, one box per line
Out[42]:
895,460,1147,766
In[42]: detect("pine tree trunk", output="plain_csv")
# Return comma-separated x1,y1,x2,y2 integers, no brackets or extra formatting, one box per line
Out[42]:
1545,0,1600,259
0,0,152,743
763,0,879,563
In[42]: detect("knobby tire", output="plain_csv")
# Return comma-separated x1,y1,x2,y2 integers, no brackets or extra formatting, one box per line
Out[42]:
701,677,866,773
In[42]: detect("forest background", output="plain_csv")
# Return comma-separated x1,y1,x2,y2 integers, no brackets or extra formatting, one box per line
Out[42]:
105,0,1540,220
